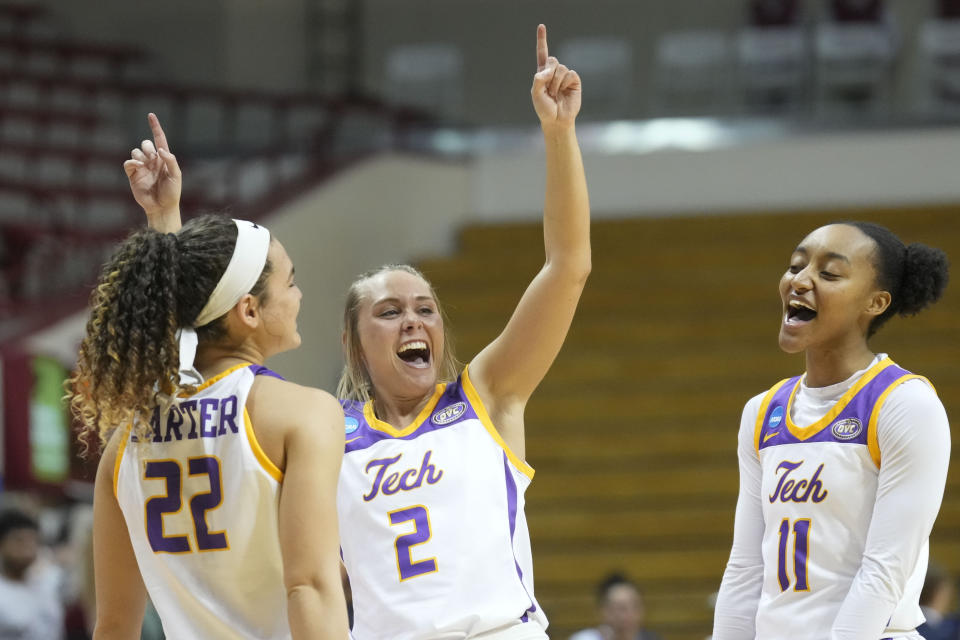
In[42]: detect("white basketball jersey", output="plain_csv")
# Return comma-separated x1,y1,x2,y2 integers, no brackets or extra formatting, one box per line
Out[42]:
338,366,546,639
115,363,290,640
752,357,932,639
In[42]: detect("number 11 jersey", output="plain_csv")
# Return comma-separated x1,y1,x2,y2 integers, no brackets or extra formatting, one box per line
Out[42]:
751,357,941,638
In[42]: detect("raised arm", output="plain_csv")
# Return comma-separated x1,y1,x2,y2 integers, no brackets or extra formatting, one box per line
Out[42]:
469,24,590,448
124,113,183,233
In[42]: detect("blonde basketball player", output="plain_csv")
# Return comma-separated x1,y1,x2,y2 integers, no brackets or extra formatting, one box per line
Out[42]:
333,26,587,638
128,23,589,639
713,222,951,639
68,213,349,639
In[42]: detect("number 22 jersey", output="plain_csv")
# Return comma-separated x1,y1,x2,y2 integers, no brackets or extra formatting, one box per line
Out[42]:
114,364,290,640
337,365,546,639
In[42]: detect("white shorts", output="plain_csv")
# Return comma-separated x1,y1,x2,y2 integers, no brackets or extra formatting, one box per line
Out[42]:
471,621,549,640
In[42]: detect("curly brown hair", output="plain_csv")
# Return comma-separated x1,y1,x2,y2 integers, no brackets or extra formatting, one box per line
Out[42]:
68,215,272,449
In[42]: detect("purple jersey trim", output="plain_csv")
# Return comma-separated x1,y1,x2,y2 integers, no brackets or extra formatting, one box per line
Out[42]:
505,453,519,539
342,375,478,454
504,453,538,618
248,364,285,380
758,363,911,451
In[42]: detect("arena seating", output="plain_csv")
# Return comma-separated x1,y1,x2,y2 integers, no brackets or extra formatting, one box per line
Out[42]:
420,206,960,639
0,2,426,345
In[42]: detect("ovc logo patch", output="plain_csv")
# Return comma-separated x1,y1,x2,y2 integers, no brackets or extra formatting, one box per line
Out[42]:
831,418,863,441
432,402,466,426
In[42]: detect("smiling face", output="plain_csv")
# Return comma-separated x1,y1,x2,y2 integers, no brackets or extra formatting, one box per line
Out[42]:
778,224,891,354
257,239,302,357
355,269,445,402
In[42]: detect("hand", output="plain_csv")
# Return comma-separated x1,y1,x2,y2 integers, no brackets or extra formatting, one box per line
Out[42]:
531,24,581,128
123,113,182,225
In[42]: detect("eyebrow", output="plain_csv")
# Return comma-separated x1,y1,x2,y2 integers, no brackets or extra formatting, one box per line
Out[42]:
373,295,435,305
793,247,851,264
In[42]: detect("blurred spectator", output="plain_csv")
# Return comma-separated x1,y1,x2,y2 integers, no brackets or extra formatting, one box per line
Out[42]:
917,564,960,640
570,573,663,640
749,0,801,26
831,0,883,22
0,509,65,640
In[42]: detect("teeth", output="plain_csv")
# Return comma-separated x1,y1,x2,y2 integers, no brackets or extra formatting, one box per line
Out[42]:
789,300,815,312
398,341,428,354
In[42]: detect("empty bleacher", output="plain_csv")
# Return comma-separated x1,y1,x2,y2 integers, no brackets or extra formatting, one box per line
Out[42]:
419,206,960,639
0,1,427,345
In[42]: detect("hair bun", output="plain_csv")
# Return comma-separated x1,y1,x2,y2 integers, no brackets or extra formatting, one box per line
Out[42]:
898,243,949,316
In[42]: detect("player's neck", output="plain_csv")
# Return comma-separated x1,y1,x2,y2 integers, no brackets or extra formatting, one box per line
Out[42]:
803,343,876,388
372,391,435,429
194,345,264,380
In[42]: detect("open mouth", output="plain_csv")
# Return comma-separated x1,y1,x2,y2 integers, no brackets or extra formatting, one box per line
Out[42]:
397,340,431,368
785,300,817,324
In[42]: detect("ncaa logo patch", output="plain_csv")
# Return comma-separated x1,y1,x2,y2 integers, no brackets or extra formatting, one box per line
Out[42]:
768,406,784,428
831,418,863,441
344,417,360,435
432,402,466,426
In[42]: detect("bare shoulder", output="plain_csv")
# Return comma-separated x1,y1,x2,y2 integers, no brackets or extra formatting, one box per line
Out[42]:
247,376,343,434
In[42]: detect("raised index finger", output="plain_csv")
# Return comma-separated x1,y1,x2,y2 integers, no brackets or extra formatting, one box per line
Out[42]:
537,24,548,72
148,112,171,153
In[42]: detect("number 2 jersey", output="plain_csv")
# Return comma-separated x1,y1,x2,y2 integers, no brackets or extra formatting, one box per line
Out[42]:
714,355,951,640
114,363,290,640
337,365,546,639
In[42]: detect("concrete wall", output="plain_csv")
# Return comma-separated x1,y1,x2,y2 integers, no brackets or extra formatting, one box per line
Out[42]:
473,126,960,220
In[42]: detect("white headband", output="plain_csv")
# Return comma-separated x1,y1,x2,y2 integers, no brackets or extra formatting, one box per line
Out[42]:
178,219,271,385
194,219,272,327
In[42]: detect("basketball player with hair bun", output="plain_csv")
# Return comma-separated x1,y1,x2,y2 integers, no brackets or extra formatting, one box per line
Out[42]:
713,222,951,640
69,212,349,639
